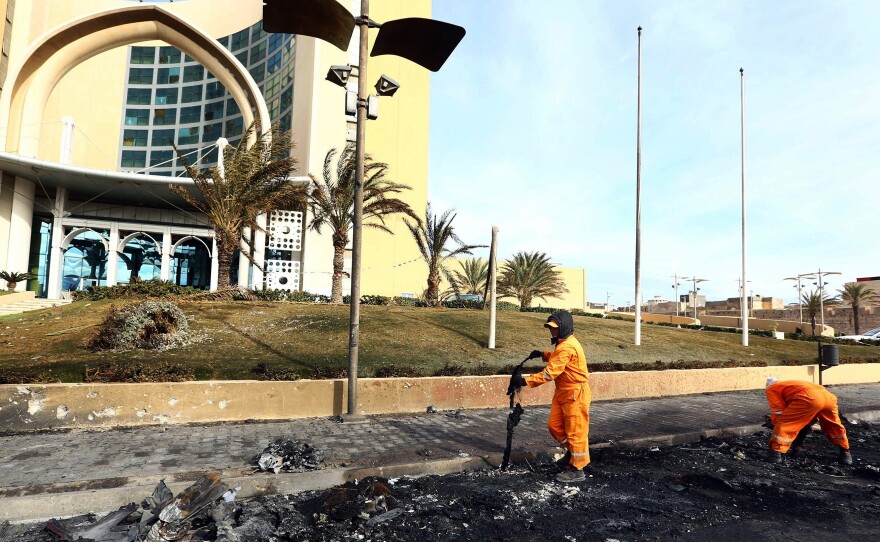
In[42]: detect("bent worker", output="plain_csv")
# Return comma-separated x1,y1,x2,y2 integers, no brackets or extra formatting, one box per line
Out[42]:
511,310,590,482
764,377,852,465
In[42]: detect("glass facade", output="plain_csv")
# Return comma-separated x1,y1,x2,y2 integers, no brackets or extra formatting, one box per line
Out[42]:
116,236,162,284
62,229,109,291
170,238,211,289
118,21,296,176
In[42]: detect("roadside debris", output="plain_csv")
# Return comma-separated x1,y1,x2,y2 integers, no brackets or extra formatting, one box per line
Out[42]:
254,438,323,473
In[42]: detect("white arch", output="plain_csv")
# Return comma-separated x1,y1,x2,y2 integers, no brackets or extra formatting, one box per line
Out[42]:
1,3,270,156
61,227,109,251
118,231,163,255
171,235,213,257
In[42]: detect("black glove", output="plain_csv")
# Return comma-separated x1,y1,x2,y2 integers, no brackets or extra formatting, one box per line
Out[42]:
762,415,773,429
528,349,544,360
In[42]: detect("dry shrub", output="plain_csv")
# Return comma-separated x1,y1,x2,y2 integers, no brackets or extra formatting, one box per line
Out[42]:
252,362,302,381
433,363,467,377
590,359,769,372
311,367,348,379
84,361,195,383
0,368,59,384
87,301,189,351
374,364,426,378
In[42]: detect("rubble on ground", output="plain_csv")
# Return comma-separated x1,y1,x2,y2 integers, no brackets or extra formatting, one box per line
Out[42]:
254,438,323,473
7,424,880,541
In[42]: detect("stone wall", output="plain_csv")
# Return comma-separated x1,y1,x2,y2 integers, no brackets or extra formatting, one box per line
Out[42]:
754,306,880,336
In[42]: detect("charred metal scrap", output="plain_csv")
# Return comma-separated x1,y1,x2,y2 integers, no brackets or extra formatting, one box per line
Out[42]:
255,438,324,473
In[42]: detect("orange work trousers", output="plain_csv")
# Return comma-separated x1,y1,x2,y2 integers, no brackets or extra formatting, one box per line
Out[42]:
770,387,849,453
547,381,591,469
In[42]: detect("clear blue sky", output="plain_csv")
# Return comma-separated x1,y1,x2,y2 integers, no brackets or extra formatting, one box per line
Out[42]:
428,1,880,306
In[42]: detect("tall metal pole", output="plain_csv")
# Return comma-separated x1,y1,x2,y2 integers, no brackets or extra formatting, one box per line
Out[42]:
818,268,826,332
797,277,803,325
634,26,643,346
672,274,680,317
740,67,748,347
487,226,499,349
347,0,370,416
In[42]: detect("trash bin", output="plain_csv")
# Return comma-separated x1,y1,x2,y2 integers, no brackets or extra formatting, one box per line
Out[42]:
821,344,839,367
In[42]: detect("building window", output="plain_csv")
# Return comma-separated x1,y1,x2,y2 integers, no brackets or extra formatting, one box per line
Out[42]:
124,109,149,126
183,65,203,83
180,105,201,124
268,32,283,54
217,35,230,49
205,81,225,100
126,88,151,105
131,46,155,65
234,50,248,65
230,28,249,50
152,129,175,146
158,46,181,64
203,122,221,142
268,97,280,119
227,98,240,116
157,67,180,84
123,129,147,147
177,126,199,145
280,87,293,112
181,85,203,103
204,101,224,121
249,64,265,83
150,149,173,168
153,108,177,126
121,150,147,168
251,20,266,42
128,68,153,85
203,146,219,165
264,74,280,98
176,149,196,168
279,111,291,132
281,62,294,86
225,117,243,137
250,40,267,64
266,51,282,75
155,87,178,105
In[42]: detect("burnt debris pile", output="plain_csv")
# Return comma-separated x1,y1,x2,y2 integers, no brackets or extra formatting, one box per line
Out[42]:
254,438,324,473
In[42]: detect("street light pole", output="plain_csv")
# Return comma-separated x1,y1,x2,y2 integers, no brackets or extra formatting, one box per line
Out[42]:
740,67,748,347
634,26,643,346
671,274,681,317
346,0,370,416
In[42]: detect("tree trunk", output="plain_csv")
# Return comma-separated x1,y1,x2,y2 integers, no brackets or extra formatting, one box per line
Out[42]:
426,271,441,307
217,249,232,288
331,232,348,304
811,315,816,337
854,303,860,335
521,293,532,309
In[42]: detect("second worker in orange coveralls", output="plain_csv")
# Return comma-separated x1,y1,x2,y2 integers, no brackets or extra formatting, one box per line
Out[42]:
512,310,591,483
765,377,852,465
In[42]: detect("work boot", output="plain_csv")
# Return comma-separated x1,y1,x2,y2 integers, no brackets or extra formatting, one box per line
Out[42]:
555,450,572,470
555,467,585,483
768,451,783,464
838,448,853,466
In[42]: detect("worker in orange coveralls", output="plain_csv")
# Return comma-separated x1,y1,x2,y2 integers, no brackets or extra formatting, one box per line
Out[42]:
511,310,590,482
764,377,852,465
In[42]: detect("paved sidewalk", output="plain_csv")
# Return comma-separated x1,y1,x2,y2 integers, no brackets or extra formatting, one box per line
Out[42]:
2,383,878,497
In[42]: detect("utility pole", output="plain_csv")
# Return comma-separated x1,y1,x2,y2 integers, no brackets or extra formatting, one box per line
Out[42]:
671,274,682,316
740,67,748,347
634,25,643,346
487,226,498,349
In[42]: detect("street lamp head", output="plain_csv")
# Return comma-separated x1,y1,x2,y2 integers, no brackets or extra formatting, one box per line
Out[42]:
374,74,400,97
326,65,352,88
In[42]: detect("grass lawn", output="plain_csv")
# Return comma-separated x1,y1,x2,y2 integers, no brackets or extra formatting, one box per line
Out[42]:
1,300,878,383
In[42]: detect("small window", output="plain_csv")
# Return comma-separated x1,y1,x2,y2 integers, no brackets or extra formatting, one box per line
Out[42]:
128,68,153,85
124,109,149,126
152,129,175,146
249,64,265,83
264,74,280,99
203,146,219,164
123,129,148,147
203,122,222,142
268,97,280,119
230,28,249,51
205,81,225,100
268,33,283,54
158,46,181,64
183,65,203,83
157,67,180,84
153,108,177,126
266,51,282,75
217,36,230,49
279,111,291,132
181,85,203,103
150,150,173,168
130,46,155,65
155,87,178,105
121,150,147,168
250,40,267,64
126,88,151,105
177,126,200,145
184,53,196,63
280,87,293,112
226,98,240,116
251,21,266,42
176,149,196,168
225,117,243,137
281,62,294,86
179,105,201,124
234,50,248,65
204,101,224,121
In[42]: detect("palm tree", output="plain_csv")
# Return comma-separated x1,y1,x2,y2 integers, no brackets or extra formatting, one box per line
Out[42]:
837,282,878,335
308,145,419,303
405,204,483,307
171,122,304,288
448,258,488,297
802,289,835,337
498,251,569,308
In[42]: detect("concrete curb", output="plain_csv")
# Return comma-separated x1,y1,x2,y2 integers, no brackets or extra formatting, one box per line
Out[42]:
0,422,775,524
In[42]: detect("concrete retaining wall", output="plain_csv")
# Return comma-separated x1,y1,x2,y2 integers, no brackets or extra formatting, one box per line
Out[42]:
699,314,834,337
607,312,698,325
3,364,880,432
